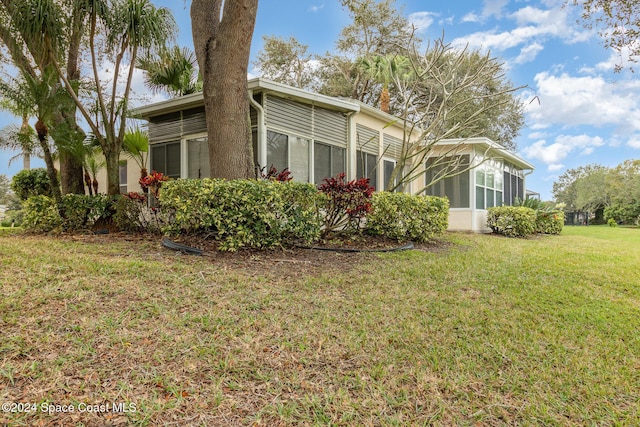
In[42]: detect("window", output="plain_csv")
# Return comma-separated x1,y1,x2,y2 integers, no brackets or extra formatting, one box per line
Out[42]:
314,142,345,184
503,165,523,206
119,161,127,194
475,160,503,209
424,155,470,208
150,141,180,178
356,150,378,189
267,130,288,172
265,130,310,181
187,137,210,179
383,159,396,191
289,136,310,182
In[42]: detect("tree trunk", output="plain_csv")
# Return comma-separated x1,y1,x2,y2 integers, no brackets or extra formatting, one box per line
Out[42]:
22,152,30,170
191,0,258,180
59,152,85,195
104,145,121,195
35,120,62,203
380,86,390,113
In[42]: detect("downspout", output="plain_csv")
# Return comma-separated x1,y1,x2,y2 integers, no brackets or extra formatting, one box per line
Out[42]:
523,169,534,200
249,90,267,173
346,111,357,181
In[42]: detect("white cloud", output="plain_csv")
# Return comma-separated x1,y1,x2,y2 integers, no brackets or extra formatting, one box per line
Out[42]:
523,134,605,165
482,0,509,18
409,11,436,33
526,72,640,131
461,12,481,23
309,4,325,13
593,43,640,72
524,139,573,164
528,131,548,139
451,5,590,53
628,136,640,149
548,163,565,172
514,42,544,64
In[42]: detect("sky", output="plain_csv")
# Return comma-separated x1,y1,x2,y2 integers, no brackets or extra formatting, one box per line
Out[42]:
2,0,639,201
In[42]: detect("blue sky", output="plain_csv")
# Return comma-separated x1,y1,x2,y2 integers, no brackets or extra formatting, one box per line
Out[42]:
2,0,639,201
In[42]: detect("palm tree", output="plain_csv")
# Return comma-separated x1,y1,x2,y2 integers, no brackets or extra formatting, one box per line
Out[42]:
83,148,105,195
0,76,39,171
2,0,176,195
136,46,202,97
0,70,64,202
356,54,412,113
54,0,176,195
0,119,39,171
122,126,149,191
0,0,90,194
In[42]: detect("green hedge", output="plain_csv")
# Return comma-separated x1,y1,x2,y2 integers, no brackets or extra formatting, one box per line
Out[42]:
487,206,537,238
11,168,52,201
159,179,322,251
22,195,62,232
366,192,449,242
536,210,564,234
22,194,117,232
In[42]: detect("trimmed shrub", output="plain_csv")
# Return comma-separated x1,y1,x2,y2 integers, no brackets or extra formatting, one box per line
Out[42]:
112,193,150,232
22,194,121,232
366,192,449,242
11,168,52,201
58,194,116,231
487,206,536,237
604,202,640,225
159,179,322,251
22,196,62,232
536,210,564,234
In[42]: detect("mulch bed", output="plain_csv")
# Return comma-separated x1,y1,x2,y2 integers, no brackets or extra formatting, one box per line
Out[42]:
56,230,453,278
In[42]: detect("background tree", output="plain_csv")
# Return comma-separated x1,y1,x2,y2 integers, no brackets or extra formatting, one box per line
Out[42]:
552,164,607,211
604,160,640,223
191,0,259,180
570,0,640,71
0,0,176,195
573,166,611,213
383,39,524,192
253,36,315,89
0,0,90,194
356,54,412,113
316,0,418,104
426,50,524,151
553,161,640,224
0,77,39,171
0,174,11,204
253,0,524,151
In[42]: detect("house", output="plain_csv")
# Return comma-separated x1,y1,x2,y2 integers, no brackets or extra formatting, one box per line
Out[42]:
127,77,534,233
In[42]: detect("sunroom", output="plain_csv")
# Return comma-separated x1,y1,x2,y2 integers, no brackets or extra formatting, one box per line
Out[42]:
423,138,534,232
131,79,534,233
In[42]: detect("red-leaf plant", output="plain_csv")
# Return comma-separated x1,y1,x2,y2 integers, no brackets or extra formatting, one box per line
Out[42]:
259,165,293,182
318,172,374,236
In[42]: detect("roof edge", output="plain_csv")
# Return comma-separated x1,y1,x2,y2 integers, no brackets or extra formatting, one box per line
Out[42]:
131,77,360,119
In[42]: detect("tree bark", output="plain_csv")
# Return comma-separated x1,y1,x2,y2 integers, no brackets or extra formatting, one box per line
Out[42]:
57,5,87,195
191,0,258,180
59,153,85,194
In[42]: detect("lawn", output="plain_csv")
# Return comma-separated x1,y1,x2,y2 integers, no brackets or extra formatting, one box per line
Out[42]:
1,227,638,426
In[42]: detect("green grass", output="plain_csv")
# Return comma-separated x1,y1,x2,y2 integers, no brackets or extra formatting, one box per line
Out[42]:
1,227,639,426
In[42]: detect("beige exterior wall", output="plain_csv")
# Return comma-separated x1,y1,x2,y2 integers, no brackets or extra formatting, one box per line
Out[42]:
93,157,143,194
55,155,143,195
